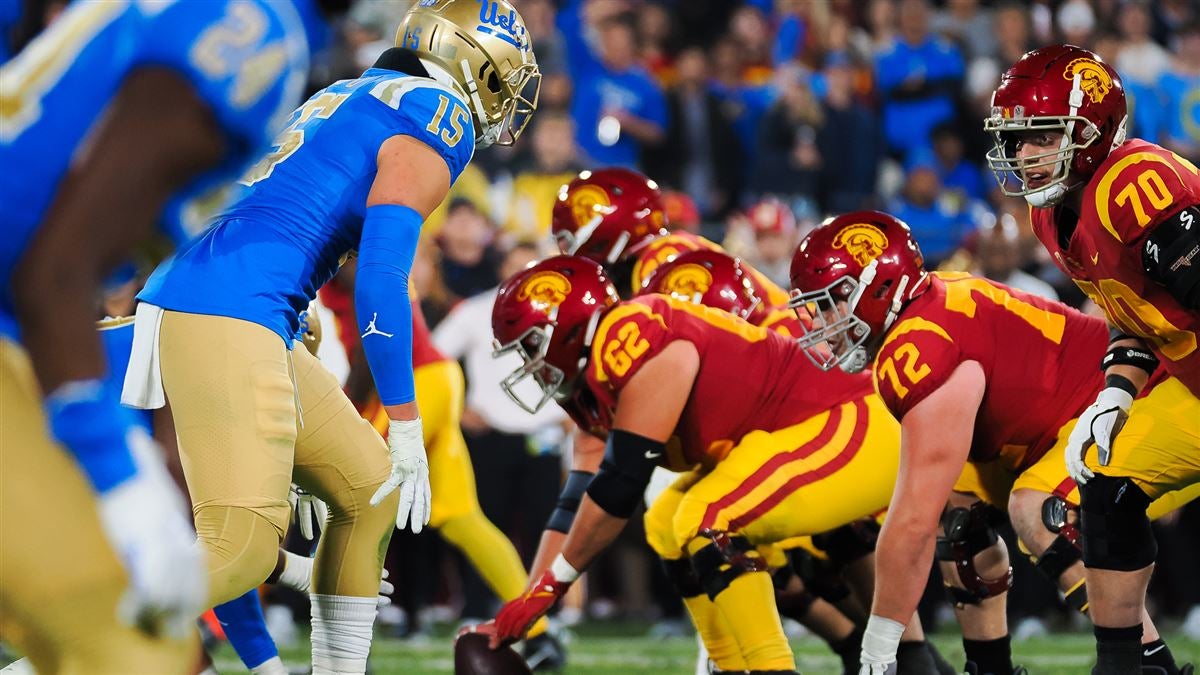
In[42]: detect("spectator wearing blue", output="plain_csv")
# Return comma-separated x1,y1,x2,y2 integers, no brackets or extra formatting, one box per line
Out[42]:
930,123,987,204
890,151,971,266
710,37,776,172
751,65,823,205
1158,21,1200,161
816,53,882,213
874,0,964,159
560,8,667,168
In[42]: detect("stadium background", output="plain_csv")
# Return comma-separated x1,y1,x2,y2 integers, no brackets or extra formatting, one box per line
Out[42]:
4,0,1199,672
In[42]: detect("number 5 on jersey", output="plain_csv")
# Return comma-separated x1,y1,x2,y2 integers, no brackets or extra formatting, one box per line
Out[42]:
242,91,349,185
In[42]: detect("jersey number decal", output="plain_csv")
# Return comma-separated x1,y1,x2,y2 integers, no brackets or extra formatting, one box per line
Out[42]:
1076,278,1198,361
241,91,350,185
876,343,929,400
1114,168,1174,228
425,94,469,148
602,323,651,378
942,274,1065,344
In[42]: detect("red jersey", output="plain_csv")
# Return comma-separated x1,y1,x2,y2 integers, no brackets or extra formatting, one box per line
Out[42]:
318,280,447,369
873,272,1136,469
580,294,872,471
630,232,793,308
1031,139,1200,396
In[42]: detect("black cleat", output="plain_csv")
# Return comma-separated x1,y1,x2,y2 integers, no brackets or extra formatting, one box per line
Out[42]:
523,630,567,671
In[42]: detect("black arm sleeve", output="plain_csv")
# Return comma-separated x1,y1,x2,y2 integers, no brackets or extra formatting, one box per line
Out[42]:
586,429,664,519
1142,204,1200,310
545,470,595,534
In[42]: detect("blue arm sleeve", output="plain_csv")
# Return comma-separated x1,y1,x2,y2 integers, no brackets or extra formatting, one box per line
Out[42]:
214,590,279,670
355,204,422,406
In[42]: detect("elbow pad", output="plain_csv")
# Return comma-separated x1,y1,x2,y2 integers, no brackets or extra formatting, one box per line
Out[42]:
1142,205,1200,310
586,429,663,519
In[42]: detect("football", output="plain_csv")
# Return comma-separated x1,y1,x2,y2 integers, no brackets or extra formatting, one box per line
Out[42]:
454,631,532,675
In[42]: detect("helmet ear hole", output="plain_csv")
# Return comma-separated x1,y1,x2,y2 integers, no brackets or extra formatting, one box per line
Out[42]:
873,279,894,300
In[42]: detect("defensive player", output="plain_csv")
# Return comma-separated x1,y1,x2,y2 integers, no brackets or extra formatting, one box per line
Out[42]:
789,211,1199,675
123,1,539,671
986,45,1200,673
481,255,902,674
0,1,324,670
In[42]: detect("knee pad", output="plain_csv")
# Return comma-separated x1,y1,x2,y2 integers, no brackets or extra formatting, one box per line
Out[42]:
661,556,704,599
811,519,880,567
1079,475,1157,571
935,504,1012,606
786,547,851,604
690,530,768,599
194,505,282,605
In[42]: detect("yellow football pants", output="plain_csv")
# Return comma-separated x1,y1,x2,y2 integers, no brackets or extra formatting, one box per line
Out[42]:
0,339,194,674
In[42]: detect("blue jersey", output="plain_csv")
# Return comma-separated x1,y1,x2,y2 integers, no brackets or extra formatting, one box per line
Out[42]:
0,0,322,342
1159,71,1200,149
140,70,476,345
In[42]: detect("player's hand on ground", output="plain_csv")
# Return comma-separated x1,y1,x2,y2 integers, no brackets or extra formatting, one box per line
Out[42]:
490,569,570,649
1065,386,1133,484
98,428,206,639
370,417,430,532
288,484,328,540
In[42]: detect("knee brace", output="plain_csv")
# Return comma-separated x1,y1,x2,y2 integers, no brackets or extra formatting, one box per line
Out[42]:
1079,475,1157,571
935,504,1012,606
812,519,880,566
661,556,704,599
786,547,851,604
690,530,768,600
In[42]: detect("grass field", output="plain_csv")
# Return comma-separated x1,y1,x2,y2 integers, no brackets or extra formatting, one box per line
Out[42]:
206,622,1200,674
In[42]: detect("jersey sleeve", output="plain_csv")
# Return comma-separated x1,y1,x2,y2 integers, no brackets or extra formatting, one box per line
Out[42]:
1091,147,1200,246
871,318,963,420
367,79,476,183
587,298,674,396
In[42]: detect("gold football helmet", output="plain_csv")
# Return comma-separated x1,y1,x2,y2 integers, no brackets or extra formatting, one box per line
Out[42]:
396,0,540,147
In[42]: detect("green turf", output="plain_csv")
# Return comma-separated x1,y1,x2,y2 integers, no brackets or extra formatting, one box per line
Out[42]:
208,623,1200,674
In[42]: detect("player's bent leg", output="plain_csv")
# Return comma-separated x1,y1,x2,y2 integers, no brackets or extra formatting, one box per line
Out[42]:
212,590,284,675
0,340,194,674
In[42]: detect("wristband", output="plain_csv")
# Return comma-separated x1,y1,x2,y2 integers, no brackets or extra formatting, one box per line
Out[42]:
1104,374,1139,397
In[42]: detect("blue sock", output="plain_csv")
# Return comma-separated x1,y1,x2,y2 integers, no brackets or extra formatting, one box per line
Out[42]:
213,589,279,669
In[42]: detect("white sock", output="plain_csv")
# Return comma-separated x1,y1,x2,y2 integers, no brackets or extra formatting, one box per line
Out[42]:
279,550,314,592
251,655,288,675
311,594,378,675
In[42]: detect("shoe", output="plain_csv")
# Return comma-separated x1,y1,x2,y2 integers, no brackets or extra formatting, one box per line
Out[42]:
523,630,567,671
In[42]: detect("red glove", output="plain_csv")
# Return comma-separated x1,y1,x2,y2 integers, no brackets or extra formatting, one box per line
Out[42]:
489,569,571,648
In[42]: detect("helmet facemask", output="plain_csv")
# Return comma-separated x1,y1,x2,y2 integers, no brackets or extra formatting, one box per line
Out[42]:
492,309,602,413
467,59,540,147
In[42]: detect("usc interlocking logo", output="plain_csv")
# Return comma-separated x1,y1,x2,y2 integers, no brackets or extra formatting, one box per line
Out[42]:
659,263,713,298
1063,58,1113,104
832,224,889,266
566,184,611,228
517,271,572,314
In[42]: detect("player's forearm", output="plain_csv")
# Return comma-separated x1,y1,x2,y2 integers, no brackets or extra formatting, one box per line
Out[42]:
560,496,628,572
870,515,938,623
528,529,567,584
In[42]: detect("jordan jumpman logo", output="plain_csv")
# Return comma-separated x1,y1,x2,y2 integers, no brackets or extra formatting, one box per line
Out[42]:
361,312,394,338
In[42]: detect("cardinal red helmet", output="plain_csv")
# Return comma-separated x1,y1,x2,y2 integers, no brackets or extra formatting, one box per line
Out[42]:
985,44,1127,207
639,249,768,324
788,211,928,373
492,255,621,413
550,167,669,265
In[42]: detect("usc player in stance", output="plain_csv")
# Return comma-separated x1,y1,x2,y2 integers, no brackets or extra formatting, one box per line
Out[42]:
789,211,1198,675
479,255,901,674
986,45,1200,674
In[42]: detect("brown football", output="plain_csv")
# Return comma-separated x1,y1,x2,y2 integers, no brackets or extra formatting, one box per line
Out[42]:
454,631,532,675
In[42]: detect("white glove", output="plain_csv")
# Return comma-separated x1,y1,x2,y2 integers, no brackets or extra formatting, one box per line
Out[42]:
369,418,430,532
97,428,206,639
1065,386,1133,485
859,614,904,675
378,568,395,607
288,484,328,540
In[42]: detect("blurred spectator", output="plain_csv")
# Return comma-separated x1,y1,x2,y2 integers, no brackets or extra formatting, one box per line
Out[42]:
562,11,667,168
1115,1,1172,86
817,55,883,213
644,46,743,222
992,2,1034,71
728,5,774,82
890,155,971,265
1157,21,1200,161
521,0,566,76
710,37,777,171
1156,1,1198,44
772,0,833,68
437,199,501,302
504,112,582,242
662,191,701,234
972,214,1059,301
864,0,898,56
1056,0,1096,48
743,199,799,289
752,66,823,205
930,123,987,205
932,0,996,61
637,3,676,83
873,0,964,158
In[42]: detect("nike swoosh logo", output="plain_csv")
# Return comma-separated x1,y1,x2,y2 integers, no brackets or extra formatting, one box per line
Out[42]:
1144,645,1166,656
644,450,662,459
1091,252,1100,264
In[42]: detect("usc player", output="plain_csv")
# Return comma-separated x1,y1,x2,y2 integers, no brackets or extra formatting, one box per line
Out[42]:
482,255,901,674
789,211,1198,675
987,45,1200,674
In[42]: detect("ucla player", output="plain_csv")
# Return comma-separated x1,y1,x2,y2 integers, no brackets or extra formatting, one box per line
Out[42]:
124,1,539,671
0,1,325,671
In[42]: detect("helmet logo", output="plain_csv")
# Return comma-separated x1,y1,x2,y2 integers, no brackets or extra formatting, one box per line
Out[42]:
567,184,611,229
659,263,713,299
516,271,573,314
476,0,529,51
832,224,889,266
1064,58,1112,104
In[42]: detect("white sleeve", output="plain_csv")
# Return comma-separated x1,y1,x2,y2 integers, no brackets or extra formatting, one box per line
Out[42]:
432,297,477,359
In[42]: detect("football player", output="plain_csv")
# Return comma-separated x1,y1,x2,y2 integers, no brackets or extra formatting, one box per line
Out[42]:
789,211,1199,675
481,255,903,674
0,1,325,670
122,1,539,671
986,45,1200,674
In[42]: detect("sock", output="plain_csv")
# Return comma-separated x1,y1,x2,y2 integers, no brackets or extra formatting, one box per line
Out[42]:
963,635,1013,675
251,656,288,675
311,594,378,675
896,641,938,675
710,572,796,671
1141,638,1179,674
683,593,747,671
1093,624,1142,675
279,551,314,593
829,627,863,674
213,589,280,670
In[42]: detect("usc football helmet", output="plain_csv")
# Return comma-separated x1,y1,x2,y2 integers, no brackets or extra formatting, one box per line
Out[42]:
985,44,1127,207
492,255,621,413
396,0,540,147
640,249,767,324
550,168,668,265
788,211,928,373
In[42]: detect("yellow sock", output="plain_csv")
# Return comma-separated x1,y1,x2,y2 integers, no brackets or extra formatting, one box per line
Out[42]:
710,572,796,671
440,510,548,637
683,593,747,671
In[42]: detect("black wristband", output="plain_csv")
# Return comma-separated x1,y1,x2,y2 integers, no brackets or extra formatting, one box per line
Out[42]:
1100,346,1159,375
1105,374,1139,397
546,470,595,534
